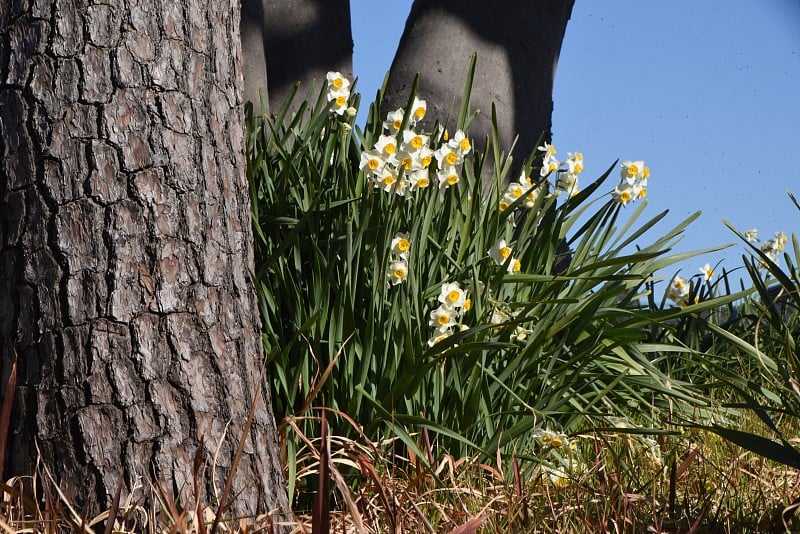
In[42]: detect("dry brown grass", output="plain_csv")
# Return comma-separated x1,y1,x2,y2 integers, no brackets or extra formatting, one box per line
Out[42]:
0,414,798,533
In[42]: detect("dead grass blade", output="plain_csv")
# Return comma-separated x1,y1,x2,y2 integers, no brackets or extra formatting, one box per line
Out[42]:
329,461,366,533
0,479,42,516
35,441,96,534
298,334,353,417
101,476,124,534
399,492,435,534
211,367,266,534
152,477,187,532
770,493,800,531
193,439,207,534
311,411,330,534
512,455,528,524
445,515,486,534
0,354,17,485
356,453,395,531
676,445,701,481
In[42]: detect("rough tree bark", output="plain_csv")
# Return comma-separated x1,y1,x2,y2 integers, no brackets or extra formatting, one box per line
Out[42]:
240,0,353,116
0,0,289,521
383,0,574,164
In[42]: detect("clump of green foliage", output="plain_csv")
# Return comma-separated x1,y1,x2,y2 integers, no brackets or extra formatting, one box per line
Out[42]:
245,58,750,496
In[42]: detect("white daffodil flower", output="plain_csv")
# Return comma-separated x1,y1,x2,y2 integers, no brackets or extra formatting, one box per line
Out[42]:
438,282,467,309
699,262,714,282
488,239,513,266
429,306,457,330
391,233,411,259
387,259,408,286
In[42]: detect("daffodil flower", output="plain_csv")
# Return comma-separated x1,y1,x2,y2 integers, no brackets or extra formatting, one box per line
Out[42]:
402,129,429,152
374,134,398,157
504,182,525,201
436,165,460,189
556,172,579,197
513,325,531,342
408,169,431,190
391,233,411,259
775,231,788,252
516,173,544,208
325,73,350,116
410,96,427,122
611,182,634,205
534,428,556,444
434,144,462,167
633,182,647,200
699,262,714,282
490,308,509,326
488,239,513,266
540,156,559,178
326,71,350,93
427,329,453,347
620,160,645,183
566,152,584,175
383,108,405,133
373,168,399,193
669,275,690,304
744,229,758,243
387,259,408,286
438,282,467,309
328,92,349,115
518,172,534,189
429,306,457,330
761,240,779,266
538,142,557,158
396,150,416,172
448,129,471,156
415,146,434,168
359,149,385,174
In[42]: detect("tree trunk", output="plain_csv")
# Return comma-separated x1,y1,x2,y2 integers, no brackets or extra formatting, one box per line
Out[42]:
257,0,353,115
384,0,574,167
241,0,271,114
0,0,289,522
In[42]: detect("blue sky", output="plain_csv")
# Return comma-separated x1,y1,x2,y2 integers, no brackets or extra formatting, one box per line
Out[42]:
351,1,800,287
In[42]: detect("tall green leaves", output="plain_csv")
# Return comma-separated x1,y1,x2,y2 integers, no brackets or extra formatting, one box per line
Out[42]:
245,72,729,472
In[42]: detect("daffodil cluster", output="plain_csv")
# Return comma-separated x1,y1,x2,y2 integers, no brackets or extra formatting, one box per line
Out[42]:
637,436,664,470
359,97,471,196
325,71,352,116
538,142,559,178
740,228,788,266
488,238,522,274
427,281,471,347
535,143,585,197
386,233,411,287
488,305,531,342
556,151,584,197
534,428,570,449
499,171,548,213
667,263,717,307
667,274,691,306
531,426,586,488
761,231,788,265
611,160,650,206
